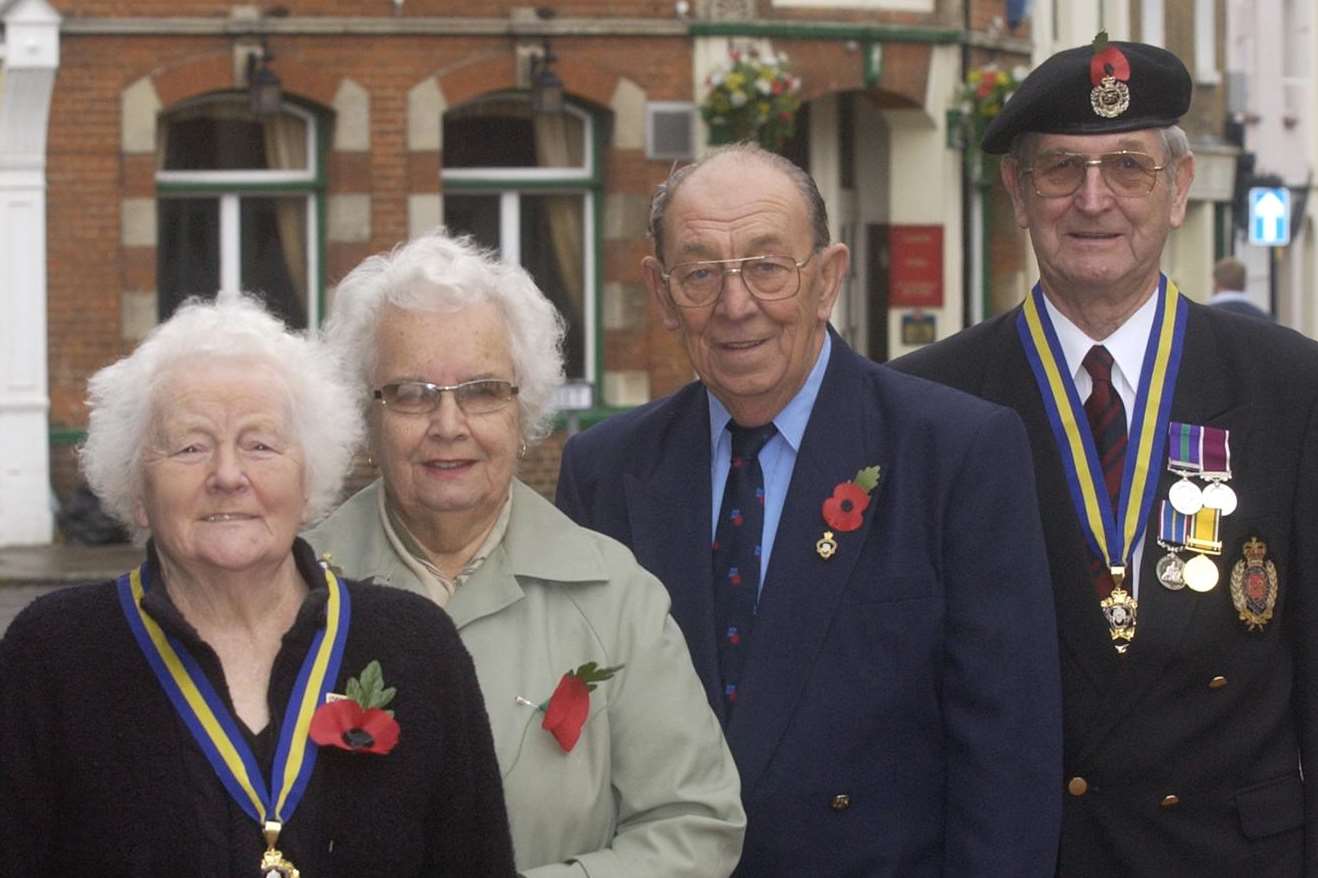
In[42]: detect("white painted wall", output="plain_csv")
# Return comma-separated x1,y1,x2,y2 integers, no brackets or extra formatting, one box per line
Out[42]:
0,0,58,546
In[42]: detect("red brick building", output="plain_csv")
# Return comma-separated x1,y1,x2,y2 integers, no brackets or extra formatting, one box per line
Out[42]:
2,0,1043,545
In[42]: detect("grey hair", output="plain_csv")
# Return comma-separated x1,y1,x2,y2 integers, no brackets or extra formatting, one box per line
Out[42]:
1007,124,1192,184
324,229,566,445
647,142,832,262
80,291,364,539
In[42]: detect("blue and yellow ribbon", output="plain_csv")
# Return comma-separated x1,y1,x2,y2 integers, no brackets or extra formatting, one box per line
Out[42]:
115,559,350,830
1017,275,1188,574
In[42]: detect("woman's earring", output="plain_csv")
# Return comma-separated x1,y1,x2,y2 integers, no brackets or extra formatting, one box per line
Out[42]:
518,440,528,459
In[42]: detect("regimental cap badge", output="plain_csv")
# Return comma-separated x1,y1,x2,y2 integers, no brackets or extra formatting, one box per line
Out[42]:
1229,536,1279,632
1089,31,1132,119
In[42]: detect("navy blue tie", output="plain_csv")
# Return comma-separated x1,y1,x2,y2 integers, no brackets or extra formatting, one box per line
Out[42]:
712,422,776,719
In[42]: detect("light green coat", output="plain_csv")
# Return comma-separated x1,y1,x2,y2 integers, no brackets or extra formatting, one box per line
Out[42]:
306,479,745,878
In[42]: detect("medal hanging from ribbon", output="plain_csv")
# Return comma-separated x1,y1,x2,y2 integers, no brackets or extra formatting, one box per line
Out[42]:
1166,422,1237,517
117,562,351,877
1018,275,1188,653
1156,501,1223,593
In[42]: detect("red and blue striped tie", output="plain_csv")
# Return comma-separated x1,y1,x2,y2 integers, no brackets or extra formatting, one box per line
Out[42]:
1083,345,1127,596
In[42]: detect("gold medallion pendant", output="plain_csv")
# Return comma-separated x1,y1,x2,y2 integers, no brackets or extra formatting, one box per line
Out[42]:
1100,579,1138,654
261,821,300,878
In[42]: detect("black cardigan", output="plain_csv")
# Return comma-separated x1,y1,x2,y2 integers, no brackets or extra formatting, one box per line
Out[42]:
0,539,516,877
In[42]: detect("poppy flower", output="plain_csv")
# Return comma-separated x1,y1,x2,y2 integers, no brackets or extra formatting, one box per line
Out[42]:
309,699,399,755
542,673,591,752
822,482,871,532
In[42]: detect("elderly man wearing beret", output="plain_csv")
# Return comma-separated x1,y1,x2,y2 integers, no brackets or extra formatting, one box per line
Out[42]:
896,34,1318,877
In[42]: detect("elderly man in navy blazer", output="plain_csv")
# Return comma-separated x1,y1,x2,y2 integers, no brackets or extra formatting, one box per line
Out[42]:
556,143,1062,876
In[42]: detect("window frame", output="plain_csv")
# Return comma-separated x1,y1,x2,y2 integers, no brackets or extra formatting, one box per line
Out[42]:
154,95,327,326
440,98,604,397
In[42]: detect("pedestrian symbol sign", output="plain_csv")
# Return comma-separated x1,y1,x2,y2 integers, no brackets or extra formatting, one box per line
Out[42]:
1249,187,1291,247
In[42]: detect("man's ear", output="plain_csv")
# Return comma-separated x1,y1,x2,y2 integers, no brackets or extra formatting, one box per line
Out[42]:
643,255,681,331
1168,151,1196,229
1001,158,1032,229
813,242,850,321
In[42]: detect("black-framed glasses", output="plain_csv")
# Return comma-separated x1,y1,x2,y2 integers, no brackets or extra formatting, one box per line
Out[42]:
1023,150,1167,198
659,251,816,308
373,379,518,416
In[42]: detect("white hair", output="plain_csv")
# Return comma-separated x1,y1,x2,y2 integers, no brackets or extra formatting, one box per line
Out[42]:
80,291,363,539
325,229,566,444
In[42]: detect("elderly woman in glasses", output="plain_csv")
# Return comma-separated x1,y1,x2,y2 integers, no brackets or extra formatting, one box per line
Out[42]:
0,293,514,877
305,230,745,877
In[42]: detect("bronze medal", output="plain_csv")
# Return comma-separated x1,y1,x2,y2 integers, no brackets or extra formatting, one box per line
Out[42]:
1230,537,1278,631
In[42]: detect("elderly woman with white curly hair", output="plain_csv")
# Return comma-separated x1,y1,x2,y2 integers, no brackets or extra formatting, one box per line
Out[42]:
0,292,516,878
305,229,746,877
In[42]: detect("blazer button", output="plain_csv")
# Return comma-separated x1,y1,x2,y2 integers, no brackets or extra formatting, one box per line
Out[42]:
1067,777,1089,797
1160,794,1180,808
1209,675,1228,689
830,794,851,812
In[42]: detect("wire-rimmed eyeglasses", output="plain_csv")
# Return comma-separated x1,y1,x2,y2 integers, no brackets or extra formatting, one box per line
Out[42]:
373,379,519,416
658,251,816,308
1022,150,1167,198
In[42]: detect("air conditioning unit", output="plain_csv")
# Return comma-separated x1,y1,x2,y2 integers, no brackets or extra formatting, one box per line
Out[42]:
647,102,697,161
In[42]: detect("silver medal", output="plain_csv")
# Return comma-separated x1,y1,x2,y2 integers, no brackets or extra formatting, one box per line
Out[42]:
1183,553,1220,593
1201,481,1238,516
1168,478,1204,515
1156,552,1186,590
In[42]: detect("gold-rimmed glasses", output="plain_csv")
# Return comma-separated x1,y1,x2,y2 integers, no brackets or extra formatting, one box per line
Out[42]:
373,379,518,416
659,251,816,308
1023,150,1167,198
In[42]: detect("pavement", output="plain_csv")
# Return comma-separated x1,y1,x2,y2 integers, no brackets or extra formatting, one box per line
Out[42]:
0,543,144,634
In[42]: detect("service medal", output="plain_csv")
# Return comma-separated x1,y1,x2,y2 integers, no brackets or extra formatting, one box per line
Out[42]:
1230,537,1278,631
1156,552,1186,590
1201,481,1238,516
1183,553,1219,592
1168,478,1204,515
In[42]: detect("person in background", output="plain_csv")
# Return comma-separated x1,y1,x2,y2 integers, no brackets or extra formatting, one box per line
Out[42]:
0,292,515,877
895,35,1318,876
305,230,746,878
1208,255,1272,320
556,142,1062,876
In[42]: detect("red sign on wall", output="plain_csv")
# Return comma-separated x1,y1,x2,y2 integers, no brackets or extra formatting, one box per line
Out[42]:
888,225,943,308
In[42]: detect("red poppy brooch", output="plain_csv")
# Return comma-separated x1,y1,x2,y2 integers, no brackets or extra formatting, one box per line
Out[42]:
517,661,624,753
309,660,400,756
817,465,881,559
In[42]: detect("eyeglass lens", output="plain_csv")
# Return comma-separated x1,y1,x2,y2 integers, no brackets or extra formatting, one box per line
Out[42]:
669,255,801,307
1030,152,1161,197
378,380,516,415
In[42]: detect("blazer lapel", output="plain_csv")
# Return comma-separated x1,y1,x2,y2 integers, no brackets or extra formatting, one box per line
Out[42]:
980,313,1121,692
726,342,882,794
622,390,722,718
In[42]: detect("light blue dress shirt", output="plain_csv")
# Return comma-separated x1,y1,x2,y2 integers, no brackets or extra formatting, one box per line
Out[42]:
708,332,832,601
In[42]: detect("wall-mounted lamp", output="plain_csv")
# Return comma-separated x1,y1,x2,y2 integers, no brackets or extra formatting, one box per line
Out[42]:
246,38,283,117
530,38,565,115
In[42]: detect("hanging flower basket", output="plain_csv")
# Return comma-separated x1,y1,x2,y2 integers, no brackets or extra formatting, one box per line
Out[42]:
701,47,803,153
954,62,1030,145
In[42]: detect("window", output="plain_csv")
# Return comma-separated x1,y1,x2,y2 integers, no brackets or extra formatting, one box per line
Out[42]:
156,95,322,328
442,95,597,386
1194,0,1220,85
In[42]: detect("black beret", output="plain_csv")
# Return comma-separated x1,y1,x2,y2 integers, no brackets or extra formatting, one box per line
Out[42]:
981,37,1192,154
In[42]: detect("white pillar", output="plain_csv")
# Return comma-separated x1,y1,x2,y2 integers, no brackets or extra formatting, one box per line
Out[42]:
0,0,60,546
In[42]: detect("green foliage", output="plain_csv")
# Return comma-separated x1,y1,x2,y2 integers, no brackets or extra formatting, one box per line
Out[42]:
701,47,803,152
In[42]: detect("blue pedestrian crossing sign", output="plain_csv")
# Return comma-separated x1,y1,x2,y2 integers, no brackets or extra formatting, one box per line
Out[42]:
1249,187,1291,247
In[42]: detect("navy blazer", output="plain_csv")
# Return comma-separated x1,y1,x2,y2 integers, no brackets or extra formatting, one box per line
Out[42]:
894,302,1318,877
557,333,1063,876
